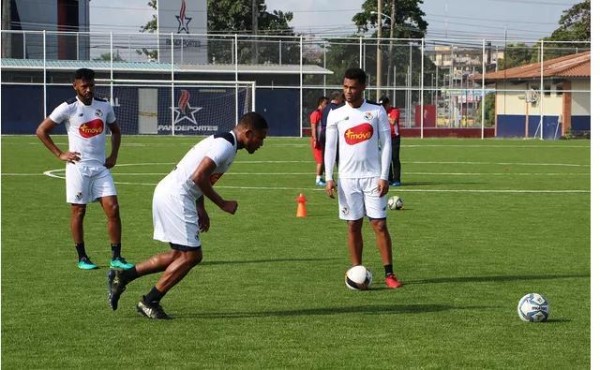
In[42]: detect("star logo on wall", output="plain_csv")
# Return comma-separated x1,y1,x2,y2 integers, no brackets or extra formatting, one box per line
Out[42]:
172,89,203,124
172,103,203,124
176,0,192,34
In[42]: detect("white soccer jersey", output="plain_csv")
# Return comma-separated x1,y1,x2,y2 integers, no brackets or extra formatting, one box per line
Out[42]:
49,96,116,166
164,131,238,199
324,100,391,181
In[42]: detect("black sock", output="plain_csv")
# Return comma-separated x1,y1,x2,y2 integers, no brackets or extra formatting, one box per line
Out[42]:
384,264,394,276
75,243,87,260
144,286,165,304
111,243,122,260
121,266,139,283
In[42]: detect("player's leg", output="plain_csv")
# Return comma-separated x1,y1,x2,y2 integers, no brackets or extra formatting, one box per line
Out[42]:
108,249,177,311
69,203,97,269
368,218,402,289
338,178,365,265
347,219,364,266
93,168,134,269
65,164,97,269
391,137,401,186
364,177,402,288
135,246,202,319
312,144,325,186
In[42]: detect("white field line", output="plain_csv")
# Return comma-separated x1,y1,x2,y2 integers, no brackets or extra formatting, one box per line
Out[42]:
0,160,589,194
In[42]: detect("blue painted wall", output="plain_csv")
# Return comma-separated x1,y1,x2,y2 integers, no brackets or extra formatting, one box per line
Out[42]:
496,114,569,139
2,85,300,136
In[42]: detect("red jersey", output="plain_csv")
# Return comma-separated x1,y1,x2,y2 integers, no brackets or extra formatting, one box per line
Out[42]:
385,106,400,138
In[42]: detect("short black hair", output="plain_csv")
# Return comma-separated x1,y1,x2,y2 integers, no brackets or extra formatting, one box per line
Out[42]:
316,96,328,107
344,67,367,85
238,112,269,131
329,91,343,102
379,96,390,105
74,68,95,81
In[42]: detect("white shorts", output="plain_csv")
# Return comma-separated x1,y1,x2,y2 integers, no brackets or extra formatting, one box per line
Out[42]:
337,177,387,221
152,177,201,248
65,163,117,204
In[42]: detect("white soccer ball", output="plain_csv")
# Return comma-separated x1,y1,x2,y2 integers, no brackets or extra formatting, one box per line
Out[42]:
387,195,403,210
345,265,373,291
517,293,550,322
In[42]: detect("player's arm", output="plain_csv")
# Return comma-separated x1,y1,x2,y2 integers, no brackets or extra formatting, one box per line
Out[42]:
105,122,121,169
378,109,392,197
391,108,400,136
309,112,318,148
35,117,80,163
324,114,339,198
191,156,238,215
196,196,210,232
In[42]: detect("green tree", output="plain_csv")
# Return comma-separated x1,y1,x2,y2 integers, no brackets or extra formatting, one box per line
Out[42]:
497,42,535,69
352,0,428,39
138,0,158,61
93,50,126,62
549,0,590,42
207,0,295,64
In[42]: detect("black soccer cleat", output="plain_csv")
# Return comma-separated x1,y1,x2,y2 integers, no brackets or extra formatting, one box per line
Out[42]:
136,298,171,320
107,269,127,311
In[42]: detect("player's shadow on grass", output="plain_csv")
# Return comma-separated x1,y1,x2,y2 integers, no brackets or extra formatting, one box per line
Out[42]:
408,273,589,285
185,303,460,319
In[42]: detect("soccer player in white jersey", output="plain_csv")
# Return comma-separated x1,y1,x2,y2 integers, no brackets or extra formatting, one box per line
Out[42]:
36,68,134,271
107,112,268,319
324,67,402,289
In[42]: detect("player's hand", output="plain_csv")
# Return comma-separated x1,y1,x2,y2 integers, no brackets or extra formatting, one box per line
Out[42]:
104,156,117,169
326,180,337,199
59,151,81,164
197,208,210,232
221,200,238,215
378,179,389,197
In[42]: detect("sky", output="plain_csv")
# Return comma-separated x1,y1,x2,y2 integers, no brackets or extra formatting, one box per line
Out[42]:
89,0,583,42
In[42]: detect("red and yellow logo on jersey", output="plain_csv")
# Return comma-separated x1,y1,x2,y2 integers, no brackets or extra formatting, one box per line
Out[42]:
79,119,104,138
210,173,224,185
344,123,373,145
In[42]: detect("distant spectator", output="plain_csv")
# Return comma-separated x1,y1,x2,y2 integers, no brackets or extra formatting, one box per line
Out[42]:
309,96,329,186
379,96,401,186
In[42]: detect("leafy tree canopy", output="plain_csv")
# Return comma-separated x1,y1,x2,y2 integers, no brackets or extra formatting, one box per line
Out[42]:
352,0,428,39
549,0,590,41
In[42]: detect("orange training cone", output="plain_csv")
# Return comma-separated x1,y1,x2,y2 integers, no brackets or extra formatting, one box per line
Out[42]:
296,193,307,218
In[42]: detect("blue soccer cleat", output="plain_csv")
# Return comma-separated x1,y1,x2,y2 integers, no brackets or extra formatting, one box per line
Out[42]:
78,257,98,270
110,257,134,269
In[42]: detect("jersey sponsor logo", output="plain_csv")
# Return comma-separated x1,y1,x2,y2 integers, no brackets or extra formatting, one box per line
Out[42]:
344,123,373,145
79,119,104,138
209,173,223,185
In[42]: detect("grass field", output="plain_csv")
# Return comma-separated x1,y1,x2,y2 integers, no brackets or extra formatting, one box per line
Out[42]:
1,135,590,369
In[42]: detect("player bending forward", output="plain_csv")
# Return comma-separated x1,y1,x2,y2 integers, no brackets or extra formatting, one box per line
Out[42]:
108,112,268,319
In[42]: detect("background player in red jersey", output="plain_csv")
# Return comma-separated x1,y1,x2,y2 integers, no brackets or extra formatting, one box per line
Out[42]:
309,96,329,186
379,96,401,186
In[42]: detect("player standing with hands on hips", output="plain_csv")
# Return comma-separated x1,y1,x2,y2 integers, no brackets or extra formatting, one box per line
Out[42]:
36,68,134,271
324,67,402,289
108,112,269,319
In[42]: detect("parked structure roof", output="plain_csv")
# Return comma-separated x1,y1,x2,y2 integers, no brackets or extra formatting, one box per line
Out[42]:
472,51,590,82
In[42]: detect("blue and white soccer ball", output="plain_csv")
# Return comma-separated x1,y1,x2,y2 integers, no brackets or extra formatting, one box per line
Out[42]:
387,195,403,210
345,265,372,291
517,293,550,322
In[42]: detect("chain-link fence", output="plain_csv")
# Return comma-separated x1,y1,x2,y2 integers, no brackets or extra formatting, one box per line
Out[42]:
1,30,590,139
